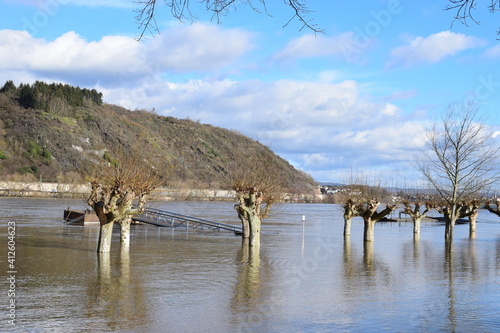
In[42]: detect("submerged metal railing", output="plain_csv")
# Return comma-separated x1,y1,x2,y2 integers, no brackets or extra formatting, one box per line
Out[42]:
133,208,242,233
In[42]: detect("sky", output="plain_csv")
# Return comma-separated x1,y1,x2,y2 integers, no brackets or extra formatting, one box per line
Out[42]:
0,0,499,187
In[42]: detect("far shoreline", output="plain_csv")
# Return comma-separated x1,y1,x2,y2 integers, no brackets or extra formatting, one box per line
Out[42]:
0,181,323,203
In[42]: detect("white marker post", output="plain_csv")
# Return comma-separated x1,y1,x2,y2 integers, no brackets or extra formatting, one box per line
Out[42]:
301,215,306,254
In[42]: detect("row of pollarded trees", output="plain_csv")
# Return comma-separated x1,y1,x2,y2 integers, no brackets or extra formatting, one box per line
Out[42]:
341,191,500,243
341,101,500,243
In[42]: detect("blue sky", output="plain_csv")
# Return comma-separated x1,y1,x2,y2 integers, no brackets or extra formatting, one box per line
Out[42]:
0,0,499,186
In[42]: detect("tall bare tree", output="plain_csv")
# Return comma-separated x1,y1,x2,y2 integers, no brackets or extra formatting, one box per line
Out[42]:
416,101,499,241
87,151,164,252
134,0,323,40
229,153,284,247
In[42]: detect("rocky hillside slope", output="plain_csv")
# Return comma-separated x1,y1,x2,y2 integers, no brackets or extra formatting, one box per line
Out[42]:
0,81,315,192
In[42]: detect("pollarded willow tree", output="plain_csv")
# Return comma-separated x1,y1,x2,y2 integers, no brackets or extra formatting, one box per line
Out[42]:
230,153,285,248
416,101,499,241
402,201,434,235
342,198,361,236
87,151,164,253
337,180,397,241
461,199,481,236
485,197,500,217
359,199,397,242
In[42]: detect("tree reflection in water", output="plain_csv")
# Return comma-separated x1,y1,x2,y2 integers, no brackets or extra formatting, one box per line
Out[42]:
85,247,148,331
231,239,264,330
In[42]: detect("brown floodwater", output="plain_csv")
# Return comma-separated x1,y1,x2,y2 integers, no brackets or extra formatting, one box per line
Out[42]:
1,197,500,332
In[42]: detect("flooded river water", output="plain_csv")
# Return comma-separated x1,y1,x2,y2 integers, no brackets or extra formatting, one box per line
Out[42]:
1,197,500,332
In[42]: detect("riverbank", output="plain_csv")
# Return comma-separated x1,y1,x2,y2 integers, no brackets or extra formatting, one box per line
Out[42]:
0,181,236,201
0,181,322,202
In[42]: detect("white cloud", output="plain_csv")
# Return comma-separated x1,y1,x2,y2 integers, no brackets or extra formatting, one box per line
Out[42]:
385,90,418,101
0,30,144,85
0,25,252,84
484,44,500,58
388,31,486,67
272,32,356,62
100,77,425,182
382,103,400,116
317,70,343,83
146,23,253,72
303,154,330,168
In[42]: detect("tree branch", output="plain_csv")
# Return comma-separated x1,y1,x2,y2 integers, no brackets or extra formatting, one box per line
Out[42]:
134,0,324,41
445,0,500,36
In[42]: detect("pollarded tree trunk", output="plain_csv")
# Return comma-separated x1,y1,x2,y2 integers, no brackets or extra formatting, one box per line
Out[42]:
403,202,433,236
248,212,261,247
463,200,480,237
118,216,133,248
413,217,422,234
361,201,397,242
363,217,376,242
235,191,269,247
90,200,118,253
98,221,115,253
469,215,477,237
235,204,250,238
343,199,360,236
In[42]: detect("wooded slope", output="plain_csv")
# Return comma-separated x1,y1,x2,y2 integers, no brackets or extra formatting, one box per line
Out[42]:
0,81,315,192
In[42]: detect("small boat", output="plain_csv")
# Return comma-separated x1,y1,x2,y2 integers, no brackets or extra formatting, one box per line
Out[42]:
378,217,398,222
428,216,469,224
63,208,100,225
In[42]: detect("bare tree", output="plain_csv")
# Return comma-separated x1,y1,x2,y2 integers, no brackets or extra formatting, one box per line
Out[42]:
342,198,361,236
461,199,480,236
134,1,500,40
416,101,499,241
229,154,284,247
134,0,323,40
402,201,434,235
359,199,397,242
87,151,164,252
485,197,500,217
445,0,500,37
337,178,397,241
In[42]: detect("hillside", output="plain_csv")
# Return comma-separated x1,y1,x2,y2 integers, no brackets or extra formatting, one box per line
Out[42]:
0,81,316,192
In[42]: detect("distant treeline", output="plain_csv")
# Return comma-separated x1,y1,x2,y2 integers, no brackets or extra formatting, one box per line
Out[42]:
0,80,103,112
